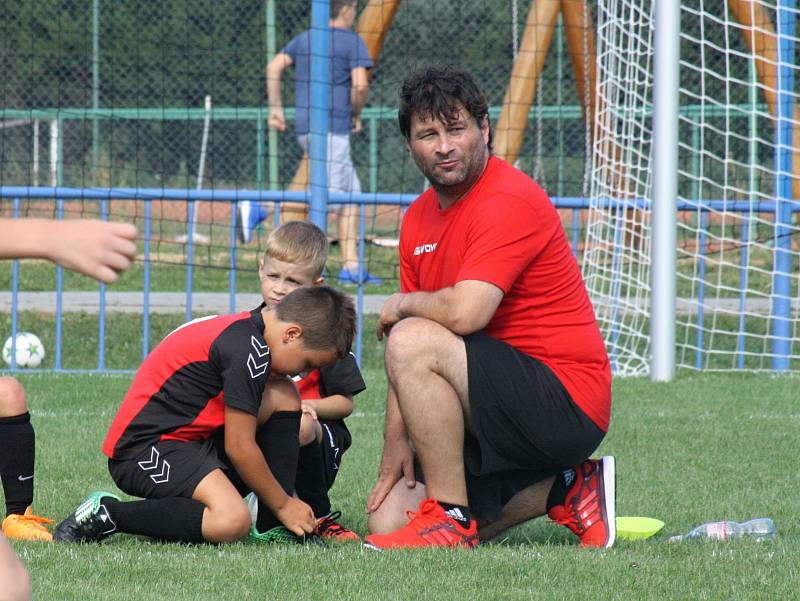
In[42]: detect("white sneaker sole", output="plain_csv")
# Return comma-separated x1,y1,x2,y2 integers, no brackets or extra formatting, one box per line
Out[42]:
600,455,616,548
238,202,253,243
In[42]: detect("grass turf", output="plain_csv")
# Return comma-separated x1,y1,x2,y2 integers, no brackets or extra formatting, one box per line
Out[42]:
6,368,798,601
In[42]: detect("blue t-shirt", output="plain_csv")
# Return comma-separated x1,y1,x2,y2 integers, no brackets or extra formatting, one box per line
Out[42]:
283,28,373,135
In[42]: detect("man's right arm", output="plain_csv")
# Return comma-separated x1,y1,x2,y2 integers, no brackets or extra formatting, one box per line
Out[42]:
266,52,293,131
366,385,415,512
350,66,369,133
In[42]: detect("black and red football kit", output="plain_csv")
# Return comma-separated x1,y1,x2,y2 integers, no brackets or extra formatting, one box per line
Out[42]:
103,308,271,460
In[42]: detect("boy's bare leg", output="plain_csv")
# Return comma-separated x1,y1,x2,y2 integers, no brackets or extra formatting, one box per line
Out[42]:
0,533,30,601
192,470,252,542
338,205,359,272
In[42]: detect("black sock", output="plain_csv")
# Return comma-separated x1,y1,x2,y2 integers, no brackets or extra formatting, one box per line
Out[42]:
254,410,301,533
295,441,331,517
439,501,472,528
0,413,35,516
546,468,577,512
104,497,205,543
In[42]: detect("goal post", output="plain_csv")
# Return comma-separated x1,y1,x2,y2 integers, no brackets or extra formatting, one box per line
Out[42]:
584,0,800,376
650,0,680,382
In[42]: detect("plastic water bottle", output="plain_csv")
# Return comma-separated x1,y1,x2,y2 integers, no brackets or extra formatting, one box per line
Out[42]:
668,518,776,542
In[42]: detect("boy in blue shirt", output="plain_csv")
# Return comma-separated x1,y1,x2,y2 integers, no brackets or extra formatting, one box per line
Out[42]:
239,0,382,286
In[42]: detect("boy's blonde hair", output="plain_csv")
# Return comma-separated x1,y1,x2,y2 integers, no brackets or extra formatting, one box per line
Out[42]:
263,221,328,278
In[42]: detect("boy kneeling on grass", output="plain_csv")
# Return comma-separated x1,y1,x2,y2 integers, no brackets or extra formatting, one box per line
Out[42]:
251,221,366,541
55,285,355,546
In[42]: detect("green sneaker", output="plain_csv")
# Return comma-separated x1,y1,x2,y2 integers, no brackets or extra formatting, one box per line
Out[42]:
54,491,121,543
249,524,326,547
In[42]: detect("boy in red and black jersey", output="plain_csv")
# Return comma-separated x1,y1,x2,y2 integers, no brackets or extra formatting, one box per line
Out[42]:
54,285,356,546
256,221,365,541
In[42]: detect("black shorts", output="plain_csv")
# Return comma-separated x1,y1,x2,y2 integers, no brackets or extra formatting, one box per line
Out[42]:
108,431,247,500
461,332,605,522
318,420,351,489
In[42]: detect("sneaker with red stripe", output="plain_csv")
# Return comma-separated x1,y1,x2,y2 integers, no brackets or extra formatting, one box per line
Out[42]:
547,455,616,548
363,498,479,550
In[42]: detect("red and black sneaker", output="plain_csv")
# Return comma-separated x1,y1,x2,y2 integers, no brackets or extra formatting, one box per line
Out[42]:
363,498,479,550
548,455,616,548
315,511,360,542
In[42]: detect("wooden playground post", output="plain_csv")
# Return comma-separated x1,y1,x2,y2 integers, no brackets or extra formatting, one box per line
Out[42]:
494,0,561,164
357,0,402,62
559,0,599,238
727,0,800,200
561,0,597,131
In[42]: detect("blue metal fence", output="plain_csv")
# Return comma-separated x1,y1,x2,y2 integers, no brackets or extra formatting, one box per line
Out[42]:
4,187,799,373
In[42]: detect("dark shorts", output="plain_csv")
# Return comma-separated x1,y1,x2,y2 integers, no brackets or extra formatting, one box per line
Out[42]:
461,332,605,522
317,420,352,489
293,420,352,516
108,431,247,500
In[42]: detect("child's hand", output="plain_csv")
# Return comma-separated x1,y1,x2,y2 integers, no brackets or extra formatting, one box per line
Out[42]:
276,497,316,536
300,401,318,421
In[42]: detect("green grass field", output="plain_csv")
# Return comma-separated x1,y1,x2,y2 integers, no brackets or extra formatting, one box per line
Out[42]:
3,332,797,600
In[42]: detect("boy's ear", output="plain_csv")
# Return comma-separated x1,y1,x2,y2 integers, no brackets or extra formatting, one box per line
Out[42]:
258,257,265,276
283,323,303,343
313,275,324,286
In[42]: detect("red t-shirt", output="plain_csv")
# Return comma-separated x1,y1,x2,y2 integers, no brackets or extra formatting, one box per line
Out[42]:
399,156,611,431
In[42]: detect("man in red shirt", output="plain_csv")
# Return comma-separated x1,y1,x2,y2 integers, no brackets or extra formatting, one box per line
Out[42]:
364,65,614,550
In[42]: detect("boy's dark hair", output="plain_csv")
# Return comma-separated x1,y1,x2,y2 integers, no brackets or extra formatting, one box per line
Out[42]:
398,64,493,152
331,0,356,19
275,286,355,357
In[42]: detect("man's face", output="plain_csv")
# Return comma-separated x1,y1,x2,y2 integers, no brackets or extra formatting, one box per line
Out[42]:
339,2,357,27
259,257,321,310
405,104,490,204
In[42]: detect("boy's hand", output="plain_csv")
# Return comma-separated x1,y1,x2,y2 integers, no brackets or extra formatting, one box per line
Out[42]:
300,401,318,421
268,107,286,131
276,497,316,537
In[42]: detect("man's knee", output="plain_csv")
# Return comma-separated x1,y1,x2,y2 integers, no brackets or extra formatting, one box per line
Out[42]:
384,317,444,367
368,481,427,534
368,504,406,535
0,376,27,417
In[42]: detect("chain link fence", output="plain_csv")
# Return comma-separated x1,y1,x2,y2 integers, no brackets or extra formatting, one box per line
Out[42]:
1,0,601,281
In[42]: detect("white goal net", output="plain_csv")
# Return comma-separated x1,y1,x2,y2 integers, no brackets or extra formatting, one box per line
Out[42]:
583,0,800,375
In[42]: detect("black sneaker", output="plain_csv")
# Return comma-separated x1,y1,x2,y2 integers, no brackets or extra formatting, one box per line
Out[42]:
54,491,120,543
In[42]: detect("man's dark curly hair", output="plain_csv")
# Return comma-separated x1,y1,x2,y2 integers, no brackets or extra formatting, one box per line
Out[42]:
398,65,493,152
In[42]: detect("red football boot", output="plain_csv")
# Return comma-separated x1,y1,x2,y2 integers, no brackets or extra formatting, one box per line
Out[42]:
363,498,478,550
315,511,360,542
548,455,616,548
